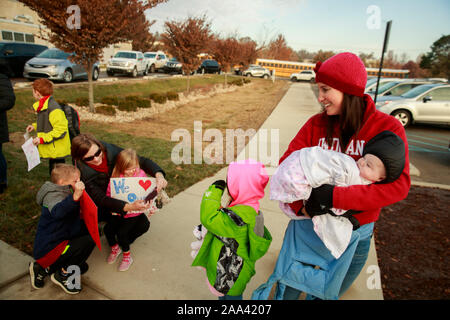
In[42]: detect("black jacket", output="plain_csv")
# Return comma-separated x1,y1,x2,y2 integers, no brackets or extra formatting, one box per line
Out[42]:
0,73,15,143
76,141,165,216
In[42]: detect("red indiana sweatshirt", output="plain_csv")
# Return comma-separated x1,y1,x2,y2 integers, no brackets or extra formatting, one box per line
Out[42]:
280,94,411,226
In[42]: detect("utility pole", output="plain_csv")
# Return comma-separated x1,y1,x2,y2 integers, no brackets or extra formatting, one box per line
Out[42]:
374,20,392,104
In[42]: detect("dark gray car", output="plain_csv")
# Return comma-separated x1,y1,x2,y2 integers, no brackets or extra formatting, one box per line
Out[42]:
0,42,47,77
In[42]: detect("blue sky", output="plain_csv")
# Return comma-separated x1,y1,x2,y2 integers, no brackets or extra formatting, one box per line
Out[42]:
147,0,450,61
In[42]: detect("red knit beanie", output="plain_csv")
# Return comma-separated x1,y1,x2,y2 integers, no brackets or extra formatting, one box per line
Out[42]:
314,52,367,97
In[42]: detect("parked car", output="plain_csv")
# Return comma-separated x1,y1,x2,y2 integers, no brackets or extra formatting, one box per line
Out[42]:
368,79,439,99
23,48,100,82
290,70,315,82
365,77,402,93
233,64,258,75
106,50,147,77
376,83,450,127
0,41,47,77
242,66,271,79
144,51,168,73
163,57,183,74
197,59,221,74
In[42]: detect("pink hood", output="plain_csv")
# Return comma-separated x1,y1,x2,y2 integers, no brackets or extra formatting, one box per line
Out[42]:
227,159,269,213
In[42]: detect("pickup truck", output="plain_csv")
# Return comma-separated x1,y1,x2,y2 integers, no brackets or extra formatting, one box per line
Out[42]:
107,50,148,77
144,51,168,73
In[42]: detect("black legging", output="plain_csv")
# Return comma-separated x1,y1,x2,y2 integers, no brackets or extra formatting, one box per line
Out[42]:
104,214,150,252
49,234,95,274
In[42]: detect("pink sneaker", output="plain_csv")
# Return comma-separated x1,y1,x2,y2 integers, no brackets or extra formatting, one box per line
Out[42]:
107,244,122,264
119,252,133,271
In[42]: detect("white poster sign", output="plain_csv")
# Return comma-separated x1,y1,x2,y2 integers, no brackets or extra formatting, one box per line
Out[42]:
21,138,40,171
110,177,158,213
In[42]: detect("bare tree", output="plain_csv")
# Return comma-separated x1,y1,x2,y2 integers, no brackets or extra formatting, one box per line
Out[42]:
297,49,315,62
263,34,298,61
313,50,336,63
19,0,166,112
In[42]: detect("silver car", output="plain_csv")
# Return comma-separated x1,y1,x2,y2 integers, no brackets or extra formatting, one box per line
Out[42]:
376,83,450,127
369,79,443,100
242,66,271,79
365,77,402,93
23,48,100,83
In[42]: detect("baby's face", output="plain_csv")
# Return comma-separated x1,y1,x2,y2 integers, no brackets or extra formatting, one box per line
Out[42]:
357,154,386,182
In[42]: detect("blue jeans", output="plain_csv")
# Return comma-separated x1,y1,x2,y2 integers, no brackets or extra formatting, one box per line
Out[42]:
283,222,374,300
219,294,243,300
0,144,7,185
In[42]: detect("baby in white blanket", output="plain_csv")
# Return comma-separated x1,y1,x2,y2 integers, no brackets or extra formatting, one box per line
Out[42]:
271,131,405,258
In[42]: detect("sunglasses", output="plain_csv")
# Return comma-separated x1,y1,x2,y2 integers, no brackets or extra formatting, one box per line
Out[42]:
83,148,102,162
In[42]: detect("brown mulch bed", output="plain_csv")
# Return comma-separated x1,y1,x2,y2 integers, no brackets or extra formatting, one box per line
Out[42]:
374,185,450,299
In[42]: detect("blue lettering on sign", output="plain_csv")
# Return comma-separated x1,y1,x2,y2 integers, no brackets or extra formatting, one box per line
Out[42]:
113,179,129,194
128,193,137,203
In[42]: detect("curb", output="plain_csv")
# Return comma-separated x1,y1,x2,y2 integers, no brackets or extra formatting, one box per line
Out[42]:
411,181,450,190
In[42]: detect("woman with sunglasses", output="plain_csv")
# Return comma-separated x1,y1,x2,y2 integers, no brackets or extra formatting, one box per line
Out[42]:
71,133,167,222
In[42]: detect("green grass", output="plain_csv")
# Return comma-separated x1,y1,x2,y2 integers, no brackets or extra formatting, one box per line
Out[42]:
8,74,228,132
1,75,230,255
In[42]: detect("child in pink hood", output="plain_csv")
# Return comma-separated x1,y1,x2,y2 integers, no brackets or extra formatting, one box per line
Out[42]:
192,159,272,300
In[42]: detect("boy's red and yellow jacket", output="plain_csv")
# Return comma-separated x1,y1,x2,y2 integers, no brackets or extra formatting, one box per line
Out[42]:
32,96,71,159
280,94,411,226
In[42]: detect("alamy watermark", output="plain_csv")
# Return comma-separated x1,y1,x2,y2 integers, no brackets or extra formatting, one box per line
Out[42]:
66,5,81,30
366,265,382,290
366,5,381,30
171,121,279,170
66,265,81,290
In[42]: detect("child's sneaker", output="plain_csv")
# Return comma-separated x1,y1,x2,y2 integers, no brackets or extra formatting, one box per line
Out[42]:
50,269,81,294
118,252,133,271
29,262,47,289
107,244,122,264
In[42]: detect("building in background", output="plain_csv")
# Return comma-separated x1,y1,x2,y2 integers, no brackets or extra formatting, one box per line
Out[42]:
0,0,131,66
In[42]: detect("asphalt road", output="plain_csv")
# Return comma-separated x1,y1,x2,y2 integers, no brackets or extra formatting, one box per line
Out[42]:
405,123,450,185
9,70,174,87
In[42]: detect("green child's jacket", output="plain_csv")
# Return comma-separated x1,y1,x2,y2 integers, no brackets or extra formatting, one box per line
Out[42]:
192,184,272,296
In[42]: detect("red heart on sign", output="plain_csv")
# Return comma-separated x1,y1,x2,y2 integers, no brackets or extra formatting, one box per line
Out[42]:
139,180,152,191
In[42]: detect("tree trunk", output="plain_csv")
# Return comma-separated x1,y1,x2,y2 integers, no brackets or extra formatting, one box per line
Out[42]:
87,61,95,113
187,74,190,93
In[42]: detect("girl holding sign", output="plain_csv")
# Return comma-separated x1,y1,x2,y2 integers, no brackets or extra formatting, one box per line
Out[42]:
71,135,167,271
104,149,153,271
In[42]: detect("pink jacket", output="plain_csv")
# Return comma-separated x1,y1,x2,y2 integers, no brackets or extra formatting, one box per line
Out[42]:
106,168,147,218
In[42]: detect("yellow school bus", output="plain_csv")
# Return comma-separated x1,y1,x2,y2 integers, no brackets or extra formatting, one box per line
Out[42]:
255,58,410,79
256,58,315,78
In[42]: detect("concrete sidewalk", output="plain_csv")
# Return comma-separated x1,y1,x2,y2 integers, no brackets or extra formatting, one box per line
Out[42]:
0,82,383,300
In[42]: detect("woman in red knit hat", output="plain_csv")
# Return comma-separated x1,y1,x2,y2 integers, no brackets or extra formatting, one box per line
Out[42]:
252,52,410,300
